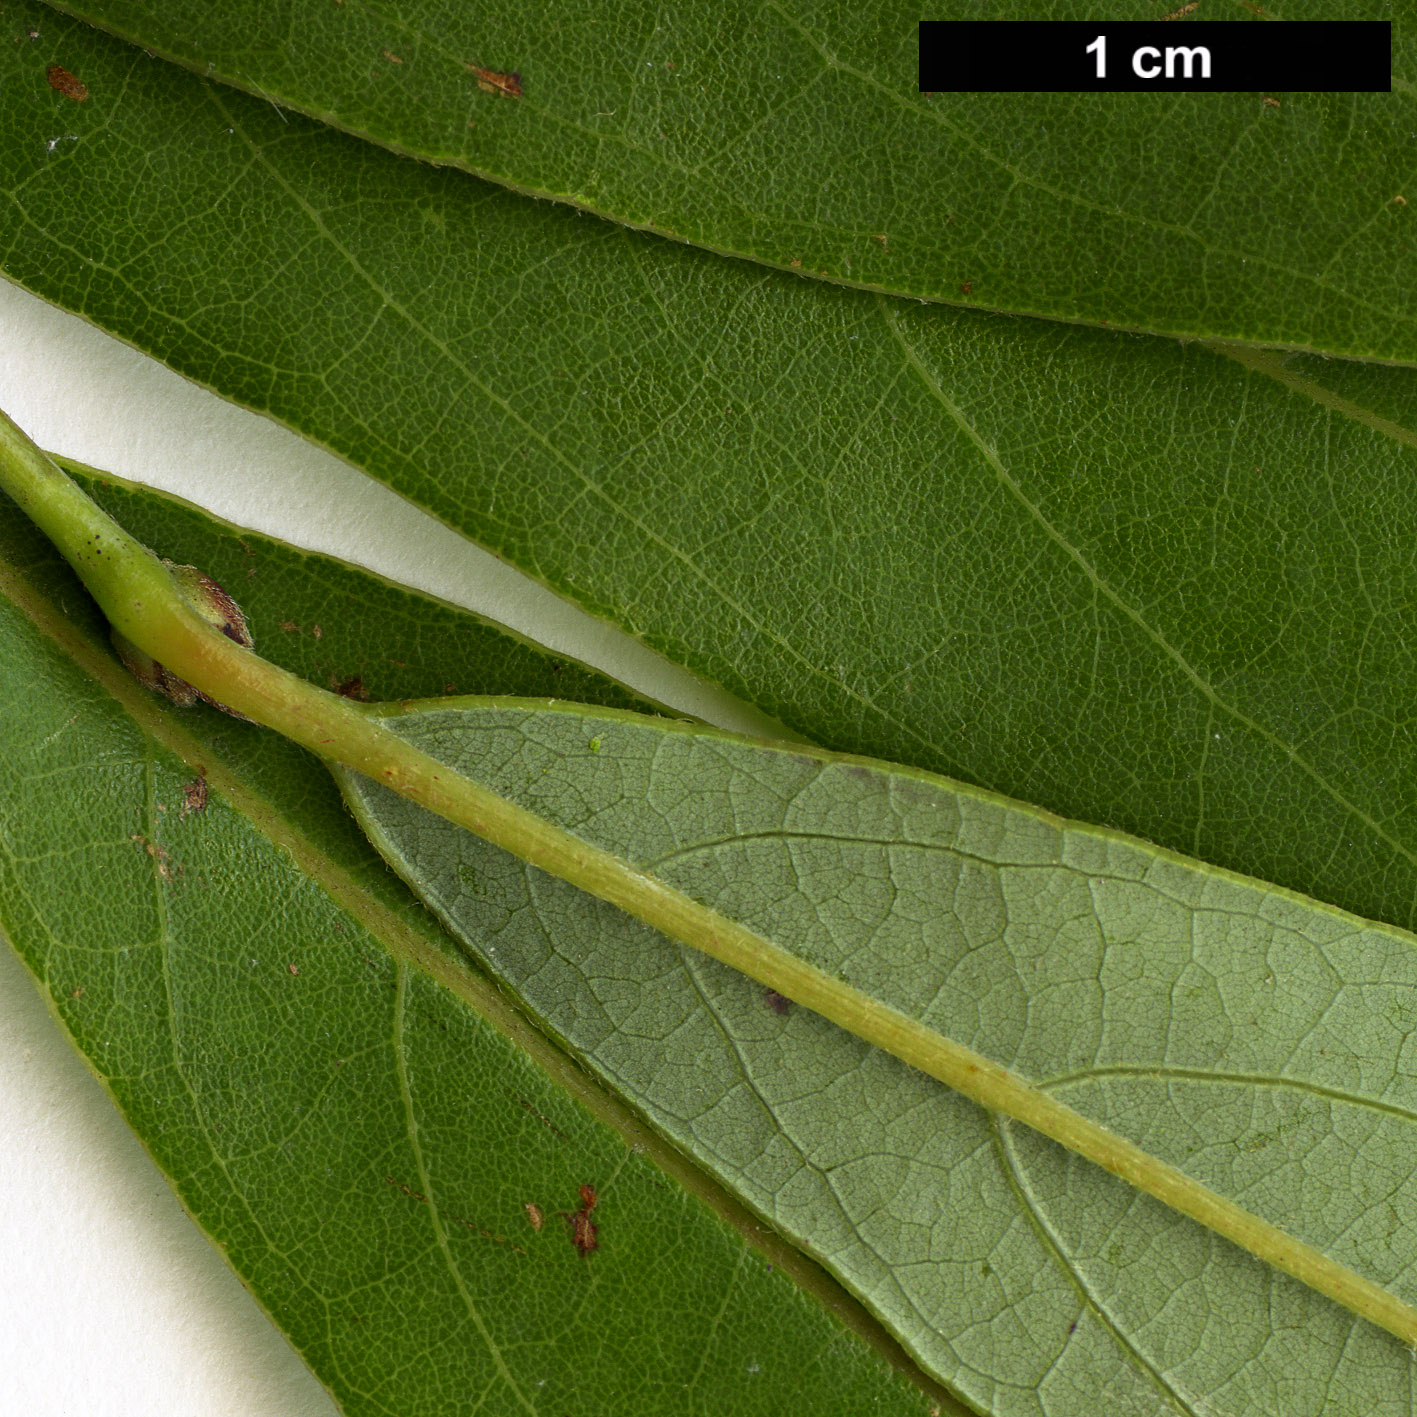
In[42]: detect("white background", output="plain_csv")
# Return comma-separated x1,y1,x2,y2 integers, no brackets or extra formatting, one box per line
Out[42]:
0,278,768,1415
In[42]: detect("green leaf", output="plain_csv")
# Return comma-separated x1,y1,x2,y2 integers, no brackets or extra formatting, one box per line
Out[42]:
39,0,1417,359
0,471,949,1417
12,416,1414,1410
335,693,1417,1414
4,4,1417,936
7,5,1417,1412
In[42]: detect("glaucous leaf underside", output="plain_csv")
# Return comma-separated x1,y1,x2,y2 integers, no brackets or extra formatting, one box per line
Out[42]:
3,4,1417,948
0,475,948,1417
340,697,1417,1416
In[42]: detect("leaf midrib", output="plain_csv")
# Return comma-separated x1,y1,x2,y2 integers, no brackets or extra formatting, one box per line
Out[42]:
0,527,955,1407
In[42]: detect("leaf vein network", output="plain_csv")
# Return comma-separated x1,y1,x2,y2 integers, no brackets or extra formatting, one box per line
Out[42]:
884,306,1417,876
214,85,951,759
989,1117,1201,1417
390,961,538,1414
767,1,1417,329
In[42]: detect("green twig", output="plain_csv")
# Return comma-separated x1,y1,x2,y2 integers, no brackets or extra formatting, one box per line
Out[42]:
2,406,1415,1347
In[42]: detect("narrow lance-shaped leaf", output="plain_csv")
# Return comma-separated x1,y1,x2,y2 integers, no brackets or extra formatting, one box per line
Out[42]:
0,466,951,1417
7,403,1417,1413
6,8,1417,1408
39,0,1417,360
10,402,1417,1391
5,6,1417,949
337,696,1417,1417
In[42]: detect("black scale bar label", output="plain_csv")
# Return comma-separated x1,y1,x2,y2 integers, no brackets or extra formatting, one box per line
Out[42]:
919,21,1391,93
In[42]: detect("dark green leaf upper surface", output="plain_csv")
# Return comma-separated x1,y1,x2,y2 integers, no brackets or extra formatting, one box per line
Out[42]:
339,697,1417,1417
3,8,1417,939
40,0,1417,360
0,477,944,1416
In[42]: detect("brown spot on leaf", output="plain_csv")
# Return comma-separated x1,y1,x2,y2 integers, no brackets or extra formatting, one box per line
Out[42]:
562,1205,597,1252
46,64,87,101
789,258,803,268
764,989,791,1016
959,281,973,295
1159,1,1198,18
278,620,300,634
466,64,522,97
335,675,368,700
1262,95,1281,108
179,774,208,818
312,623,324,639
561,1183,600,1254
382,49,403,64
287,962,300,976
1394,194,1408,206
131,834,179,883
524,1202,544,1231
568,1209,598,1253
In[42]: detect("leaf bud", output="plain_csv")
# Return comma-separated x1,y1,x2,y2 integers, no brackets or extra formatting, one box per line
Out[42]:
112,560,254,717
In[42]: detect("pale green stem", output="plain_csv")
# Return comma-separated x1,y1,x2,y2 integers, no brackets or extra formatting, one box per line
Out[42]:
2,407,1415,1347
